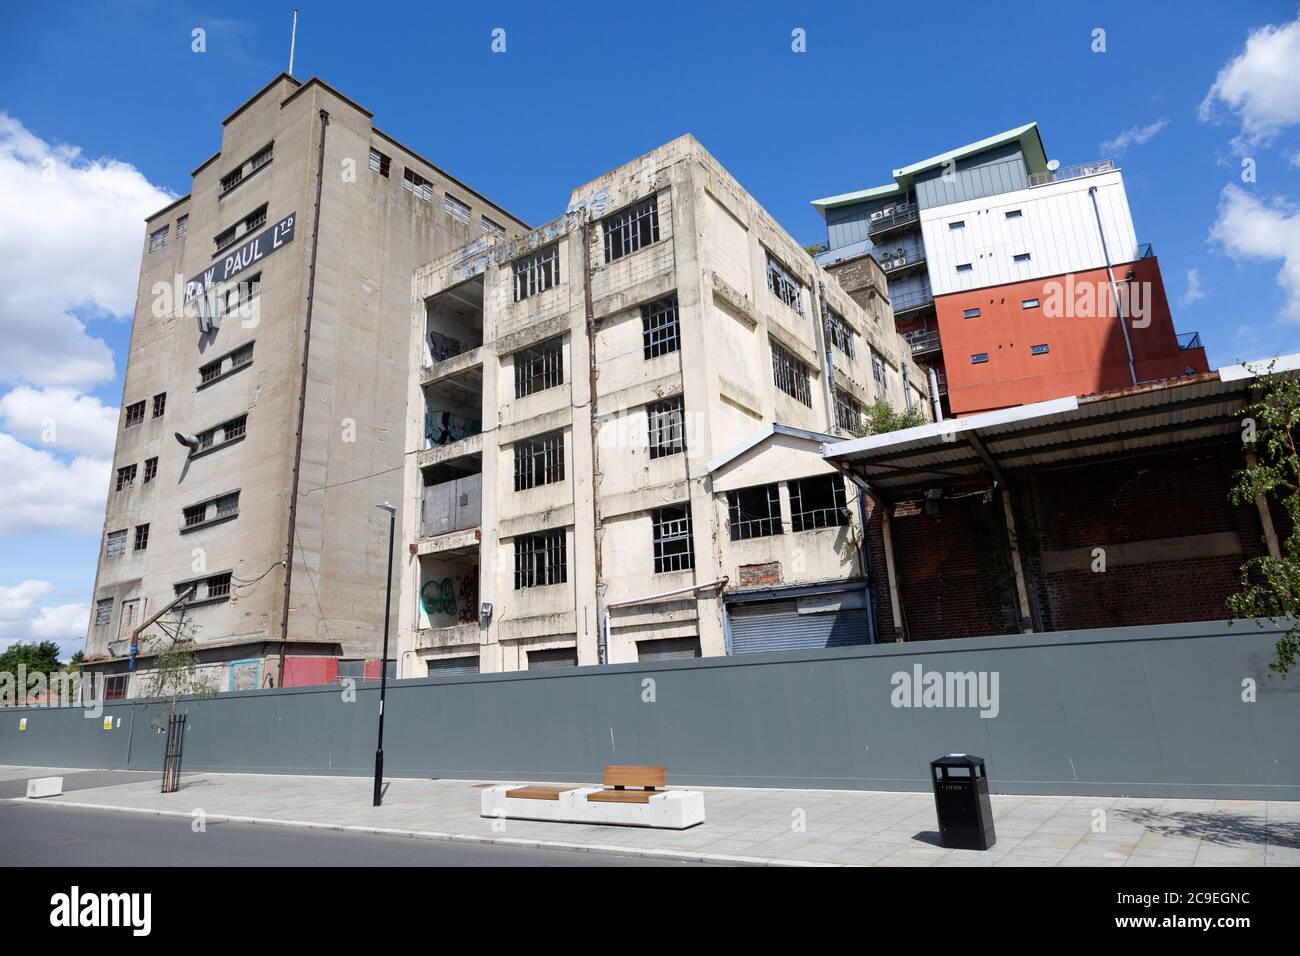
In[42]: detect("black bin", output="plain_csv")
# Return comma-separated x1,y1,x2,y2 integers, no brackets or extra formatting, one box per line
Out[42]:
930,753,996,850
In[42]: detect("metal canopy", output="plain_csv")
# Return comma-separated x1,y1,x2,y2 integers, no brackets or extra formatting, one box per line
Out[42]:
819,364,1291,499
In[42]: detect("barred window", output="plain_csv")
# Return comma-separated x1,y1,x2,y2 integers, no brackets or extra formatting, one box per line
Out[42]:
178,572,232,602
827,308,855,357
207,572,232,598
481,214,505,238
105,529,127,557
133,523,150,551
214,492,240,518
604,196,660,262
143,457,158,483
642,296,680,359
176,215,188,238
647,396,685,459
514,530,567,589
115,464,137,492
766,254,804,316
214,224,237,250
369,148,391,177
243,204,267,233
512,244,560,302
248,143,273,172
728,484,782,540
871,350,888,391
652,506,694,573
402,167,433,202
219,168,243,194
514,431,565,491
124,401,146,428
103,674,128,700
183,504,207,527
231,342,254,368
789,475,849,532
514,337,564,398
223,415,247,441
834,390,863,432
771,341,812,406
443,193,471,225
94,598,113,626
149,226,169,252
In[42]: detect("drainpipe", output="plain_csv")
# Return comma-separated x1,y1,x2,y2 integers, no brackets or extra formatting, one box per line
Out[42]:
280,108,330,682
1088,185,1138,387
927,365,944,422
901,360,914,411
580,219,608,665
814,279,839,431
830,463,883,645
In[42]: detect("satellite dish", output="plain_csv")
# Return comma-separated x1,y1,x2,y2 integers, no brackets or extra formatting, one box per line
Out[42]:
1046,159,1061,172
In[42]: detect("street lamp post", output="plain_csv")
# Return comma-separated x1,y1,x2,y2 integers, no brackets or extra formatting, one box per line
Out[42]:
373,501,397,807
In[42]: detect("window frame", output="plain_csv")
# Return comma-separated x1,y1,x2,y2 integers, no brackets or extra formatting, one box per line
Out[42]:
512,244,560,302
513,530,567,589
646,396,686,460
641,296,680,360
652,505,695,574
603,195,661,263
789,475,849,533
513,431,565,491
513,337,564,399
771,340,813,406
765,253,805,316
728,484,782,540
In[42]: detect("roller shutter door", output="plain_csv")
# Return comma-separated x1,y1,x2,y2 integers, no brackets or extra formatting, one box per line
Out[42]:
637,637,702,661
728,591,870,655
426,655,479,676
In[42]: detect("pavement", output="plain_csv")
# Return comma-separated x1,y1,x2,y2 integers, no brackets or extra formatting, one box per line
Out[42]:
2,764,1298,867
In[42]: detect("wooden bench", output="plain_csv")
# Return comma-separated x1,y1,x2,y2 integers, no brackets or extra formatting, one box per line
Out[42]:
482,765,704,829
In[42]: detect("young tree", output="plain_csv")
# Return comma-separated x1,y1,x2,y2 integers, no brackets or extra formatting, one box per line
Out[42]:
141,617,217,729
855,400,927,437
1228,363,1300,675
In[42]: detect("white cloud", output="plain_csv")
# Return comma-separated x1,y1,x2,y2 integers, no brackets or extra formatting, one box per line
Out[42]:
1210,185,1300,320
0,579,87,656
1199,15,1300,147
1100,118,1169,156
1180,268,1205,307
0,386,118,457
0,433,109,535
0,113,173,390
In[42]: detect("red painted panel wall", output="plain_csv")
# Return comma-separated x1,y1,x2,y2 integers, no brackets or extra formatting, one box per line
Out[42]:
934,257,1209,416
282,656,339,688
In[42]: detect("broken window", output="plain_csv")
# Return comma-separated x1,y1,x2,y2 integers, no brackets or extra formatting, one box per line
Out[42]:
827,308,855,357
480,215,504,238
143,457,158,483
133,523,149,551
149,226,168,252
443,193,471,225
728,484,782,539
641,296,680,359
214,492,240,519
402,167,433,202
514,431,565,491
871,350,888,391
766,253,804,316
183,504,207,527
604,195,660,262
105,529,127,557
94,598,113,626
115,464,137,491
647,396,685,459
514,337,564,398
369,148,391,177
834,390,863,432
124,401,146,428
771,340,812,406
514,530,567,589
152,393,166,418
789,475,849,532
176,214,188,238
652,505,694,573
230,342,254,368
178,572,232,602
512,244,560,302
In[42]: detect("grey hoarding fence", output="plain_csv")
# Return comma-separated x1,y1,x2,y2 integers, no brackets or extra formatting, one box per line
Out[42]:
2,620,1298,799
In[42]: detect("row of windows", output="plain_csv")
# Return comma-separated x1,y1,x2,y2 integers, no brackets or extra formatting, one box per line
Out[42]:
372,146,504,238
114,457,157,492
149,214,188,253
122,392,166,430
219,142,273,196
948,208,1022,231
214,203,268,254
199,342,254,385
963,298,1042,320
183,491,241,529
971,344,1050,364
727,476,849,539
955,251,1032,274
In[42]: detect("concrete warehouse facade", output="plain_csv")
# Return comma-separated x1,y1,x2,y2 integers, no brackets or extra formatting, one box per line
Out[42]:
398,135,929,677
84,74,527,699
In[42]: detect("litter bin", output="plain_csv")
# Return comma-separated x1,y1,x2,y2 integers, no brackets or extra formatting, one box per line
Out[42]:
930,753,996,850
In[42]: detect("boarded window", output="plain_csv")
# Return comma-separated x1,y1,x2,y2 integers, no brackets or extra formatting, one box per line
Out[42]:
105,529,127,557
443,193,471,225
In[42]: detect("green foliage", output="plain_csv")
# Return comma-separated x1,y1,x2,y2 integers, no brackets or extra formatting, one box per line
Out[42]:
141,619,217,729
855,401,927,437
0,640,62,677
1227,362,1300,675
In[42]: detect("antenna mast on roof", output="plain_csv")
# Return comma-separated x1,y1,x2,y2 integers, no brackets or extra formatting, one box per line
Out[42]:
288,9,299,76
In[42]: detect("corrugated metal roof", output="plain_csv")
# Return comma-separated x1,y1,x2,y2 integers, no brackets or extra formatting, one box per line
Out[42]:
821,361,1292,496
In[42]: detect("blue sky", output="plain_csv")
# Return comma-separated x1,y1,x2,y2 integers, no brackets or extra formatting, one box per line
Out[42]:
1,0,1299,656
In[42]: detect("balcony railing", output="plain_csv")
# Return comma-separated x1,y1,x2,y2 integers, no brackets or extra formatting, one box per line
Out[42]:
904,328,942,356
867,202,920,237
891,284,934,317
876,244,927,274
1178,331,1203,351
1028,159,1117,188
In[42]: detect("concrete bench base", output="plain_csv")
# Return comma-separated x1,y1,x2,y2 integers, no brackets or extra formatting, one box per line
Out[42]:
481,785,705,829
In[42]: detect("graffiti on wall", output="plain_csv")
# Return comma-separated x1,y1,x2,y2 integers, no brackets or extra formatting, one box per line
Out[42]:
421,573,479,625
